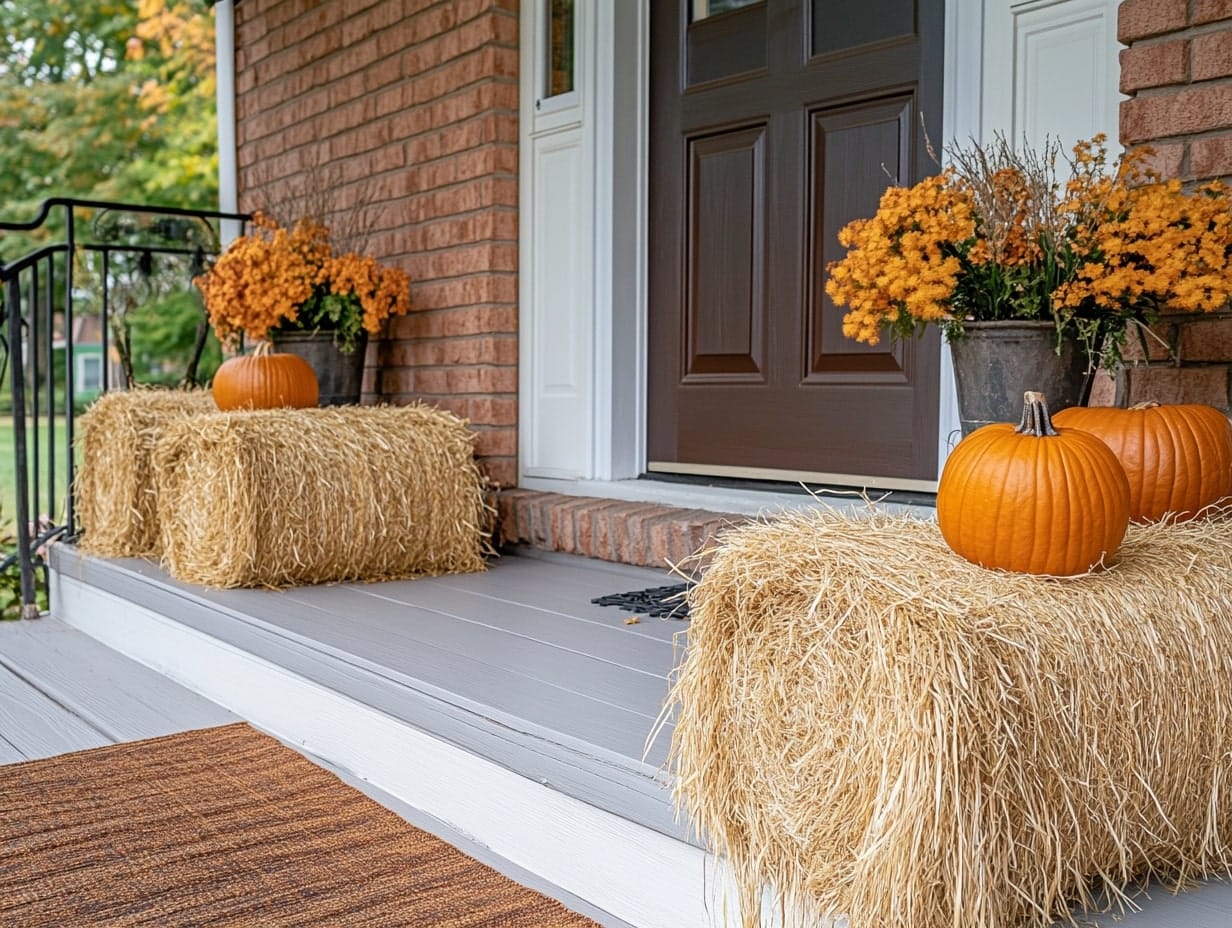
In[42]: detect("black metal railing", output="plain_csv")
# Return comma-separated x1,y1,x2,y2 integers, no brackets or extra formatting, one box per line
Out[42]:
0,199,248,617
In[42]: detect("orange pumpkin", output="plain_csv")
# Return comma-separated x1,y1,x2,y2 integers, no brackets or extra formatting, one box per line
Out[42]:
1052,402,1232,523
937,391,1130,576
212,350,319,411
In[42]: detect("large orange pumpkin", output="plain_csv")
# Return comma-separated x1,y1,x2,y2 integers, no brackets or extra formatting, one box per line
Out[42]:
937,391,1130,576
212,350,319,411
1052,402,1232,523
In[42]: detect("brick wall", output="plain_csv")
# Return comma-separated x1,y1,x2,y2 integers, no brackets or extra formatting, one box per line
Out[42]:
233,0,519,487
1113,1,1232,410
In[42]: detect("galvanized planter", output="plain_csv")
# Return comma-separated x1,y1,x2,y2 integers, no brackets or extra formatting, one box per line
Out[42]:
949,320,1092,436
270,330,368,407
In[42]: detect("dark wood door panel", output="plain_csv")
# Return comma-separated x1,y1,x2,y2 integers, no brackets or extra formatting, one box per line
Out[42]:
649,0,944,481
810,0,917,58
687,3,767,87
685,126,766,380
674,379,935,477
807,95,914,380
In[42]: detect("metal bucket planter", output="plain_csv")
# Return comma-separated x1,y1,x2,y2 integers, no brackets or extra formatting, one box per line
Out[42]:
949,320,1092,436
270,330,368,407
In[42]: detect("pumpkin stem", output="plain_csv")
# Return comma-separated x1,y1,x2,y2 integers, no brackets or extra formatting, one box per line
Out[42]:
1016,390,1059,437
1129,401,1161,410
252,339,273,358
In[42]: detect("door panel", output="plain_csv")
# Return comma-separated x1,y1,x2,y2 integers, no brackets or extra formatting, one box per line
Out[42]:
686,126,766,379
687,4,767,86
648,0,944,482
807,97,912,379
810,0,916,56
981,0,1121,147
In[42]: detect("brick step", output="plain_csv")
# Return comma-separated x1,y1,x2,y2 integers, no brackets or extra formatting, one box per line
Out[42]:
495,489,749,570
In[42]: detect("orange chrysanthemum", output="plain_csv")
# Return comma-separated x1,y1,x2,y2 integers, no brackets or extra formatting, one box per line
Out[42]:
195,211,411,351
825,134,1232,366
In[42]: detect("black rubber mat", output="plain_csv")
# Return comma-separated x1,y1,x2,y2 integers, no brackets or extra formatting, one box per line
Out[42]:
591,583,691,620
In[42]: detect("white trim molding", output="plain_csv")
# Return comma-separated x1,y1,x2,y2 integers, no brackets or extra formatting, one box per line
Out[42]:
213,0,240,245
519,0,648,484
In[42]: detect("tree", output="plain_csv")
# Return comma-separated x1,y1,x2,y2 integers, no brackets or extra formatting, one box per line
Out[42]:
0,0,221,386
0,0,219,261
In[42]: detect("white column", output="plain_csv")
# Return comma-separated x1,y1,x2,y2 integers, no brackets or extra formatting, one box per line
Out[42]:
214,0,240,244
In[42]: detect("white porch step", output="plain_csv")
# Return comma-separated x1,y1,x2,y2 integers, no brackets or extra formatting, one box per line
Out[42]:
49,544,735,928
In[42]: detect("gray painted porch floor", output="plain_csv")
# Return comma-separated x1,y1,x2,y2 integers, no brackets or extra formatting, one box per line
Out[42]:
0,609,633,927
23,543,1232,927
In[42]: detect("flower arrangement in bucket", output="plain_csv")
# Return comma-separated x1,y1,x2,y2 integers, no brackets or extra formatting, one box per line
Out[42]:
824,134,1232,427
195,211,411,354
194,211,411,407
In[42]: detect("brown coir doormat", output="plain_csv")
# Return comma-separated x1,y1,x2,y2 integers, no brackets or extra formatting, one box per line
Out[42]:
0,723,600,927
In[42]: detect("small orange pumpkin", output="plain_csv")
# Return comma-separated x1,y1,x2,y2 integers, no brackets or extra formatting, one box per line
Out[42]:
937,391,1130,576
212,346,319,411
1052,402,1232,523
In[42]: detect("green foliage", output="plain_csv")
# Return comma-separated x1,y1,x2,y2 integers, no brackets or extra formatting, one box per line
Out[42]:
126,289,222,385
0,0,219,264
0,529,50,621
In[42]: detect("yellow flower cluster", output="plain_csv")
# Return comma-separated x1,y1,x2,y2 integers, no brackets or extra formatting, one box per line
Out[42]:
830,172,974,345
195,211,411,349
1057,177,1232,316
825,135,1232,363
326,250,413,335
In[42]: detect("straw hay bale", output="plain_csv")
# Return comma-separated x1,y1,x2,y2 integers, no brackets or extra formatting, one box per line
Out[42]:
75,389,217,557
152,404,490,588
668,508,1232,928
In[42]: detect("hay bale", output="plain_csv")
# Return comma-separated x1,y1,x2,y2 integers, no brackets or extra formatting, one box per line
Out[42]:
152,404,491,588
668,509,1232,928
75,389,217,557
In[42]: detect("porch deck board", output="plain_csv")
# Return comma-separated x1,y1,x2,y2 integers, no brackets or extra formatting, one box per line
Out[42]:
0,613,633,928
0,661,109,760
50,544,685,841
0,617,237,761
417,554,689,645
107,556,677,762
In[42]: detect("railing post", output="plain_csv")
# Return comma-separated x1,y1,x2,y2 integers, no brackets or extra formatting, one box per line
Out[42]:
63,204,76,536
5,275,39,618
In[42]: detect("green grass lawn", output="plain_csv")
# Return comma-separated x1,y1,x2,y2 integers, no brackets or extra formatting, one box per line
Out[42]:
0,418,72,533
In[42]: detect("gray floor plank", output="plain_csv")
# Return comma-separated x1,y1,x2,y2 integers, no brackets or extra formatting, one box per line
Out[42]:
424,554,689,644
0,618,236,743
288,579,674,671
172,576,675,725
81,560,673,766
268,585,673,718
54,551,682,836
0,660,110,760
1071,878,1232,927
217,585,671,729
0,731,26,764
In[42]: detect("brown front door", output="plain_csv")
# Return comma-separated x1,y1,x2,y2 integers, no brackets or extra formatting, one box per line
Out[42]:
648,0,944,483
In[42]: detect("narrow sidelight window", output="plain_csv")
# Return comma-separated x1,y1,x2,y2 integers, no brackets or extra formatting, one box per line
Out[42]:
546,0,575,97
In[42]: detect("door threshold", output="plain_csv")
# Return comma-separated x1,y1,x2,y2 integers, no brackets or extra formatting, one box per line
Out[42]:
517,474,937,518
647,461,937,495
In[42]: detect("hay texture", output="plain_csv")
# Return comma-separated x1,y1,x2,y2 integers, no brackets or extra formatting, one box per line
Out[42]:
152,404,490,588
75,389,217,557
668,509,1232,928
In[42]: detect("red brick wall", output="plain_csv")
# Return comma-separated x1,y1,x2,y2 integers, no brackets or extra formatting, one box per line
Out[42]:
233,0,519,487
1112,1,1232,410
1120,0,1232,181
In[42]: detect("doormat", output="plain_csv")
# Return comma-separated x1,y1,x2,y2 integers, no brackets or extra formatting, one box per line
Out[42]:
0,723,600,927
592,582,692,620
